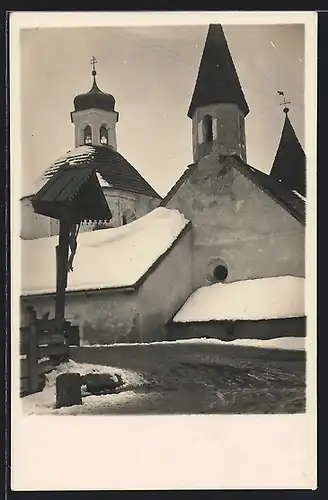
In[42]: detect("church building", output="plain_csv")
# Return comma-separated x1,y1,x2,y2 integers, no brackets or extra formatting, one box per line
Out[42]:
20,24,306,345
20,58,162,240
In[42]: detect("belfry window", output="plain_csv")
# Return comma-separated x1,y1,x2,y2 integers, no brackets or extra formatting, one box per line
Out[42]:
100,125,108,145
83,125,92,145
203,114,213,143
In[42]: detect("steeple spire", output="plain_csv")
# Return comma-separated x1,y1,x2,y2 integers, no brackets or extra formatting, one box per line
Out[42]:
188,24,249,119
270,105,306,197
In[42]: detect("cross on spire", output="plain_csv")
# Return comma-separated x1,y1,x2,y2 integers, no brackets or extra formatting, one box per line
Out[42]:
90,56,97,76
277,91,291,114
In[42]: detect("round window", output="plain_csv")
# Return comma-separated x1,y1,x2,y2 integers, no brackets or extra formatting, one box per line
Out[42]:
206,258,229,283
213,264,228,281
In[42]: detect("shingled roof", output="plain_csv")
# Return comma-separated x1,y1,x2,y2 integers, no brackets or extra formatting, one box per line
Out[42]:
270,112,306,197
23,145,161,200
188,24,249,119
32,164,112,223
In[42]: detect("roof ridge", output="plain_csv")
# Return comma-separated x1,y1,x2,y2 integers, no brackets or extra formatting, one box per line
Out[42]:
160,163,198,206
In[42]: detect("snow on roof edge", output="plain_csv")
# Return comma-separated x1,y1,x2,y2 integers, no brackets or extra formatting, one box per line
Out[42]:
21,208,191,296
173,276,305,323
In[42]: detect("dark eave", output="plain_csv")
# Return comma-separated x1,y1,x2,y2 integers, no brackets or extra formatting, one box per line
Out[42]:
32,164,112,223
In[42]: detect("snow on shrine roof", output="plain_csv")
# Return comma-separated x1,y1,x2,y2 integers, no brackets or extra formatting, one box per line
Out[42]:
21,207,190,296
173,276,305,322
21,145,161,200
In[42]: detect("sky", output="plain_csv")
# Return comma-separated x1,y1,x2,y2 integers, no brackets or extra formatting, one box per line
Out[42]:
20,23,304,198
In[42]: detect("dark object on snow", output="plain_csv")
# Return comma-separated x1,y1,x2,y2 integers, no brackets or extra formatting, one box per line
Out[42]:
81,373,123,395
56,372,82,408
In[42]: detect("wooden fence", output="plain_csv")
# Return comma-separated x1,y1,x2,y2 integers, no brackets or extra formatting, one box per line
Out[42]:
20,319,71,397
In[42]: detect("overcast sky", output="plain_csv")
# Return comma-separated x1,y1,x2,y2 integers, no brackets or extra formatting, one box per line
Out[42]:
20,23,304,197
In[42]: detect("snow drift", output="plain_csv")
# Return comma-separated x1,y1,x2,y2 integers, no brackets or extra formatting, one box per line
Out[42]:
21,360,145,416
173,276,305,322
21,207,189,295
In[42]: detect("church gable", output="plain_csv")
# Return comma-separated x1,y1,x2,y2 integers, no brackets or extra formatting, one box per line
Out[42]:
163,153,304,235
162,152,304,287
227,163,304,235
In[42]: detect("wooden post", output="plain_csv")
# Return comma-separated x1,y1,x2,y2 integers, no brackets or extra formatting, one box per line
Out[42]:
55,218,70,326
56,373,82,408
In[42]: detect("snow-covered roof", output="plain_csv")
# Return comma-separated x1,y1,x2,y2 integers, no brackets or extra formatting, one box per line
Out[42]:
21,207,190,296
21,145,161,199
173,276,305,322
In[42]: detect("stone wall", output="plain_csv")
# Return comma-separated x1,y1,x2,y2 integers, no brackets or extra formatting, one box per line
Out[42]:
138,225,193,342
20,226,193,345
165,153,305,289
20,197,59,240
21,290,140,345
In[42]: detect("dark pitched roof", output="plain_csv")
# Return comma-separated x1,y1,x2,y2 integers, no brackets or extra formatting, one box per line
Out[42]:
161,154,305,225
188,24,249,119
32,165,112,222
270,113,306,197
27,145,161,200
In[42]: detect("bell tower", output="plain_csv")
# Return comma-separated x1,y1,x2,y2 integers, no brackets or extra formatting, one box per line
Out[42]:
188,25,249,163
70,56,119,149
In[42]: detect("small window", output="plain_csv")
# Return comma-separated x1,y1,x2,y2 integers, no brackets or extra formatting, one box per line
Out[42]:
213,265,228,281
83,125,92,145
203,114,213,143
100,125,108,145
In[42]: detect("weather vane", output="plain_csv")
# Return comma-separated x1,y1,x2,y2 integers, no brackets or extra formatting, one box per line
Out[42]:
90,56,97,76
277,91,291,114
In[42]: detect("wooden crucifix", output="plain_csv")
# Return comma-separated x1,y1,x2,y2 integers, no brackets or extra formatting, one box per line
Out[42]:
55,218,79,326
32,164,112,332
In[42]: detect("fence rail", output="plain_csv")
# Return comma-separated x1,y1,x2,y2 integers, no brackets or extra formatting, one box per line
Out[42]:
20,319,70,397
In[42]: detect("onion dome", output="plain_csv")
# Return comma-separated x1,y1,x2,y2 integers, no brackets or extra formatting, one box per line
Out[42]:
73,62,116,113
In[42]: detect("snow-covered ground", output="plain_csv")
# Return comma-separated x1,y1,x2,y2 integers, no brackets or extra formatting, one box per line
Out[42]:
21,360,145,416
173,276,305,322
21,207,189,295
